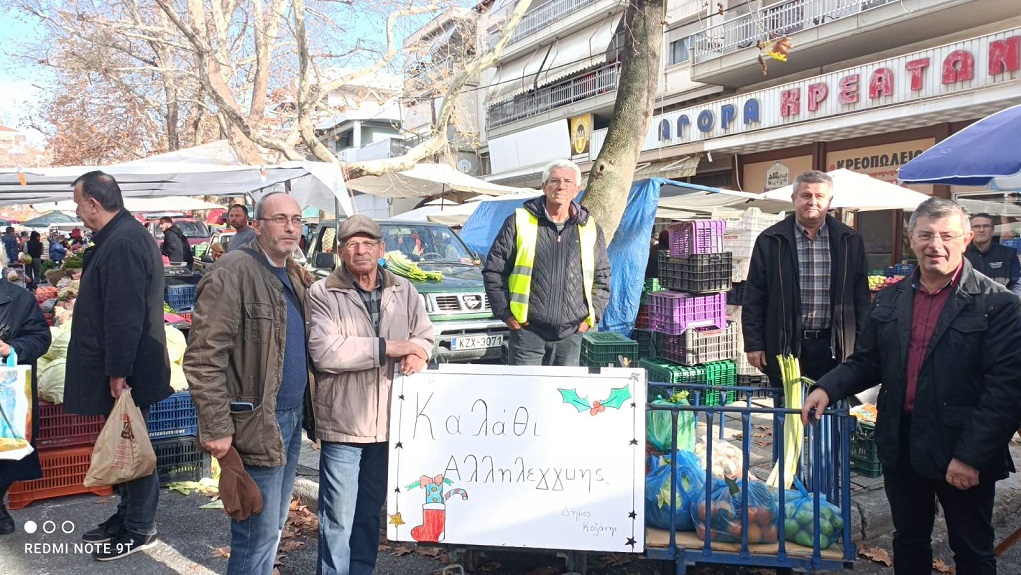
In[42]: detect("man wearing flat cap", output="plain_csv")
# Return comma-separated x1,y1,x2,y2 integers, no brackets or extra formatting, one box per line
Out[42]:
185,192,316,575
307,214,435,575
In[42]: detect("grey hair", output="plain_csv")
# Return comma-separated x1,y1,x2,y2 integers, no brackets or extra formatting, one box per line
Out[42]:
907,197,971,233
541,159,582,185
254,192,288,221
792,170,834,194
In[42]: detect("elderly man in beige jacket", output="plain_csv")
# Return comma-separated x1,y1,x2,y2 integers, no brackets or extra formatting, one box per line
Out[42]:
308,215,434,575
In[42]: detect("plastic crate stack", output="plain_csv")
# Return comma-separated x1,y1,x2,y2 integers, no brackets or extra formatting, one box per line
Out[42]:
718,208,784,284
148,390,209,486
8,401,113,509
580,332,639,368
642,219,738,406
632,278,659,358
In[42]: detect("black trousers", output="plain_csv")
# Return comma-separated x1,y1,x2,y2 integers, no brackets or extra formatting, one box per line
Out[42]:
766,337,838,406
884,420,997,575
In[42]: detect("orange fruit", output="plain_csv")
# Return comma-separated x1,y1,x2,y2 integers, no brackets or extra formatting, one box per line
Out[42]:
746,523,763,544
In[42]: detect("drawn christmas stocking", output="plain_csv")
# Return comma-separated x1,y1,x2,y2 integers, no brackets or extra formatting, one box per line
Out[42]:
411,503,447,542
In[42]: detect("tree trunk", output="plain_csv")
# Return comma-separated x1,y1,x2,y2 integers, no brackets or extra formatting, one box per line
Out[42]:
581,0,665,242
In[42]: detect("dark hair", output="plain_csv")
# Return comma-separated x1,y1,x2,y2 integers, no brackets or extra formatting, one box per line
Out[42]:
159,216,173,224
228,204,249,217
72,170,124,211
29,231,39,241
970,212,994,222
4,227,12,234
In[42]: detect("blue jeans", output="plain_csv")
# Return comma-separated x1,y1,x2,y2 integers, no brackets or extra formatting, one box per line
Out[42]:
318,442,389,575
115,405,160,536
227,407,303,575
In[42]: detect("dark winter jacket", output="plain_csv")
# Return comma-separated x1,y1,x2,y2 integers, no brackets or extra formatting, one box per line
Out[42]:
0,280,52,485
483,196,611,341
965,242,1021,297
815,261,1021,481
49,241,66,264
26,240,42,259
161,224,193,266
64,209,172,416
1,235,17,264
741,214,870,373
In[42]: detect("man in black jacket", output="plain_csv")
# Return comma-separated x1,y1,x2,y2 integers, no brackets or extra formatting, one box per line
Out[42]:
158,216,194,269
483,159,611,366
66,171,172,561
964,212,1021,296
741,170,869,398
803,197,1021,575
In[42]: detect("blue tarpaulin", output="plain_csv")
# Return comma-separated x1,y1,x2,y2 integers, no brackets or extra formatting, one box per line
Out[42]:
459,178,732,336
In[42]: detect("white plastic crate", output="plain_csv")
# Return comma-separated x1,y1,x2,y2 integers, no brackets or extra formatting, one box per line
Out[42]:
727,306,761,377
718,208,785,259
657,321,738,365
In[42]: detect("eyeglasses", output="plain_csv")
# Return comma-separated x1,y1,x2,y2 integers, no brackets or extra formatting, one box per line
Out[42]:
971,224,993,229
258,216,303,227
343,240,380,252
913,231,965,244
545,178,576,187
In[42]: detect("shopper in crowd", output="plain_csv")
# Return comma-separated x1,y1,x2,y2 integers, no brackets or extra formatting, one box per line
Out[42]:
483,158,611,366
208,242,225,261
742,169,870,403
308,215,434,575
0,245,52,536
25,232,43,288
964,212,1021,296
645,229,670,280
49,235,67,265
804,197,1021,575
186,192,316,575
158,216,194,269
227,204,257,252
1,228,16,265
65,170,171,561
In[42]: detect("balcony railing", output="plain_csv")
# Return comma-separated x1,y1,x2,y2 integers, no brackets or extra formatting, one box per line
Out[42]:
487,62,620,129
488,0,592,49
691,0,897,64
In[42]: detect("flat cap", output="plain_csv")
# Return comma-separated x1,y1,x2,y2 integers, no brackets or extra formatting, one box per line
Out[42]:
338,214,383,242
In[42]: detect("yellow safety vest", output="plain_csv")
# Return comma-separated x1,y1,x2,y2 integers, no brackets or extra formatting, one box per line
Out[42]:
507,208,597,326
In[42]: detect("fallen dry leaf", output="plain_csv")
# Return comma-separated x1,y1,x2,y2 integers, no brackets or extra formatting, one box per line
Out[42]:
599,554,632,567
393,544,415,556
933,559,956,574
279,539,306,553
414,546,443,558
860,544,893,566
211,546,231,558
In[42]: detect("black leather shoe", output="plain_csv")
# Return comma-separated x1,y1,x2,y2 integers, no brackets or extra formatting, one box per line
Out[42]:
82,514,123,543
92,530,158,561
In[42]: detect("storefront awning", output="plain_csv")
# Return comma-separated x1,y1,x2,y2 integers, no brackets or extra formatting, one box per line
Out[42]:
632,155,701,181
487,14,622,103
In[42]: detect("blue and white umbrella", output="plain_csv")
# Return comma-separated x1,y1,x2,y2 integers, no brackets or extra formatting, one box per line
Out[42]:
898,104,1021,189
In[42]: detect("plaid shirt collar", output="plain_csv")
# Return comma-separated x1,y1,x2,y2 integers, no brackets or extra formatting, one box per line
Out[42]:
794,218,831,330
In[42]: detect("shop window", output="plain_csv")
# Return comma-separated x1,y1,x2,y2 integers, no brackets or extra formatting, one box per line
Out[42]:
857,210,896,270
668,38,690,66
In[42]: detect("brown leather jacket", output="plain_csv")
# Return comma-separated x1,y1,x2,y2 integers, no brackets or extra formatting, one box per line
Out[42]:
184,241,316,467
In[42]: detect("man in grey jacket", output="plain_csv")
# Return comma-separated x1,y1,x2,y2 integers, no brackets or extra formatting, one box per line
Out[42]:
483,159,611,366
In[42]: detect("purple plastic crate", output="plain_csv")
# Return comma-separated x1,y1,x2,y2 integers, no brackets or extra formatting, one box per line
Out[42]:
648,291,727,335
669,220,727,258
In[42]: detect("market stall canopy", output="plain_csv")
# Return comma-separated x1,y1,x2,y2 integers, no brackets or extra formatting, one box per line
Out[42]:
659,181,789,214
0,140,354,215
757,169,929,211
898,104,1021,189
347,163,538,199
33,196,224,213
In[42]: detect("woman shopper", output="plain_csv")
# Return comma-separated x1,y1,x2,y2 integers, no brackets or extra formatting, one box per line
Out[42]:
25,232,43,290
0,247,52,534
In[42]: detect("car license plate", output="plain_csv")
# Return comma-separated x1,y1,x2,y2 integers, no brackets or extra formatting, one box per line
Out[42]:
450,335,503,351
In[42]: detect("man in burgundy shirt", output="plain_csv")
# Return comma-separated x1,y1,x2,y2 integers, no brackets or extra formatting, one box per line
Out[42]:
803,197,1021,575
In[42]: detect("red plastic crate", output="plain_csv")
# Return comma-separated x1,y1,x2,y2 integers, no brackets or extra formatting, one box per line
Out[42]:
36,400,106,449
648,291,727,335
657,321,738,365
8,445,114,509
669,220,727,258
635,305,650,329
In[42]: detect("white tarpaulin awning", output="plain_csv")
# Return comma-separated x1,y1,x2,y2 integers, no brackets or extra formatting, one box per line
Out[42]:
539,14,622,85
757,169,930,211
0,140,355,216
33,196,224,213
348,163,538,199
487,48,549,103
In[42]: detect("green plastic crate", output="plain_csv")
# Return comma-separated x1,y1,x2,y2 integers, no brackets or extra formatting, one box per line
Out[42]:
640,357,706,402
641,278,661,305
850,420,882,478
701,360,737,406
580,332,638,367
631,329,655,358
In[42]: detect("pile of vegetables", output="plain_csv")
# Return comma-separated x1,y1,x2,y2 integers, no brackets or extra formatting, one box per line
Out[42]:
385,251,442,282
767,355,805,490
692,477,779,544
645,451,704,531
693,438,751,481
783,480,844,549
61,253,84,269
647,390,695,452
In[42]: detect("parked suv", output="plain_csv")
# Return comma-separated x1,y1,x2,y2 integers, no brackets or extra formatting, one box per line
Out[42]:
306,219,507,363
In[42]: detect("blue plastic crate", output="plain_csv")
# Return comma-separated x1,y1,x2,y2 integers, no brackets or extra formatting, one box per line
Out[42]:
1001,238,1021,249
164,284,196,312
883,263,914,277
148,391,198,439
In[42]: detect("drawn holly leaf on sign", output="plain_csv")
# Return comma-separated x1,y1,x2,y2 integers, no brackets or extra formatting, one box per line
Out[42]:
859,544,893,566
559,388,591,412
601,386,633,409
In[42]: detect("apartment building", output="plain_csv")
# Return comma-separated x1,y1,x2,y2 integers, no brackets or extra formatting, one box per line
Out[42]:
478,0,1021,266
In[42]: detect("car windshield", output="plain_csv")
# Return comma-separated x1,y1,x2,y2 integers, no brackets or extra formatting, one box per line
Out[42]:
379,224,474,264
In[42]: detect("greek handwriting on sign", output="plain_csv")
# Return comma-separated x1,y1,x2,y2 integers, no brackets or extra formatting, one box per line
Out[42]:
413,394,540,440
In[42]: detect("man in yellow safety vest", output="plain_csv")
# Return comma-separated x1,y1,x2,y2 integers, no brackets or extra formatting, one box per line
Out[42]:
483,159,611,366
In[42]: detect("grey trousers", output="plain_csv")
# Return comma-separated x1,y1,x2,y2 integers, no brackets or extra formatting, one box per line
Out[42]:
506,325,584,367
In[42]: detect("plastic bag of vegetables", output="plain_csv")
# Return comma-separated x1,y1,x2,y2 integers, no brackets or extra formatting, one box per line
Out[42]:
782,477,843,549
693,438,752,480
647,390,695,452
691,477,780,544
645,451,704,531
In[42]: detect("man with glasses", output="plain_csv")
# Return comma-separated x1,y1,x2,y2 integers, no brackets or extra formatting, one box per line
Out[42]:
742,170,870,404
185,192,317,575
307,214,434,575
804,197,1021,575
964,212,1021,296
483,158,611,366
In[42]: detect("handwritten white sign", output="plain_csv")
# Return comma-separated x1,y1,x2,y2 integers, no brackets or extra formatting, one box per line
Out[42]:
386,364,646,552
